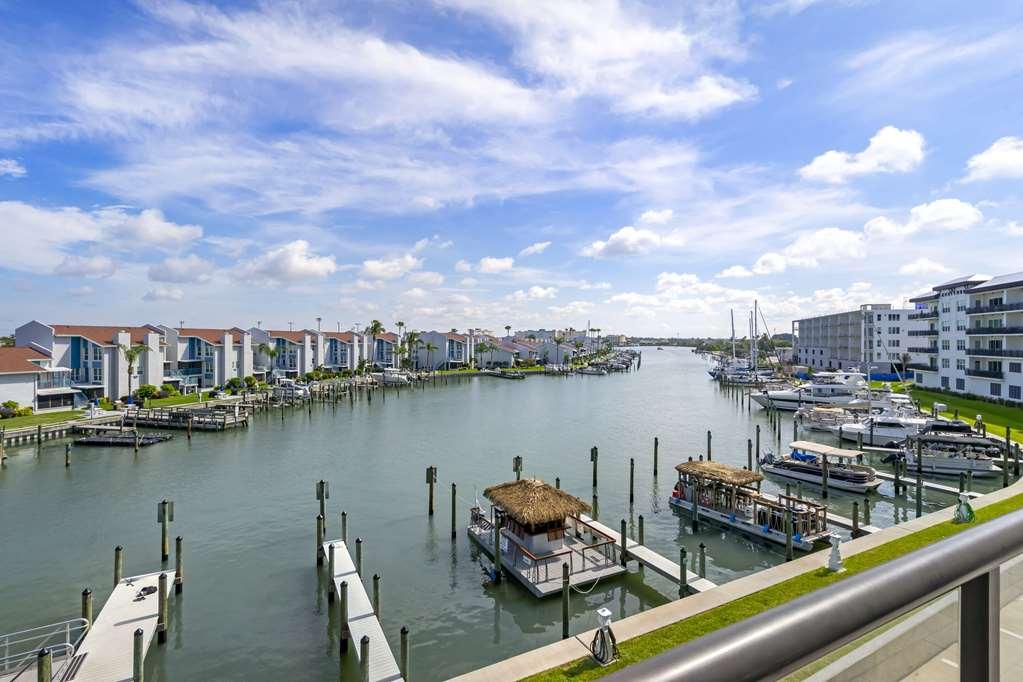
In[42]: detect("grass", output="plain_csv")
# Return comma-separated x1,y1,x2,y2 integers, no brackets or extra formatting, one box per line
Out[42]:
144,392,212,408
906,387,1022,443
525,490,1023,682
0,410,85,430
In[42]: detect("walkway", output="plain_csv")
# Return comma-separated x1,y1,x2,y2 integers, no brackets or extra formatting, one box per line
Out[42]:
321,539,403,682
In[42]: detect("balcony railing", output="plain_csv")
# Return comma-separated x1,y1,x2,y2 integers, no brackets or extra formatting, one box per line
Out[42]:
967,326,1023,335
966,301,1023,315
906,363,937,372
907,346,938,354
908,310,939,320
966,368,1004,379
908,329,939,336
966,348,1023,358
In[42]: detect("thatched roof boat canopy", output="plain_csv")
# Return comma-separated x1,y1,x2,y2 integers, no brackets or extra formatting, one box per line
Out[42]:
674,460,763,487
484,478,590,526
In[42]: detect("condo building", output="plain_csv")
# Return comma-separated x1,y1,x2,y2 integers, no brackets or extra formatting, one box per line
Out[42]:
159,326,255,391
963,272,1023,403
0,347,82,412
792,304,914,375
249,328,320,378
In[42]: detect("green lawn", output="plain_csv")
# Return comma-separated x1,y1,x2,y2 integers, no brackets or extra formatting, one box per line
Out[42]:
144,392,211,408
0,410,84,430
907,387,1022,443
526,490,1023,682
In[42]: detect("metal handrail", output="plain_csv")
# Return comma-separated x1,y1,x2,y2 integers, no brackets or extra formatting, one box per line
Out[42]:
609,507,1023,682
1,618,87,675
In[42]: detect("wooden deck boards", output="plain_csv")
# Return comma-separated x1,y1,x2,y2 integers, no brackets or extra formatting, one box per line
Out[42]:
320,540,403,682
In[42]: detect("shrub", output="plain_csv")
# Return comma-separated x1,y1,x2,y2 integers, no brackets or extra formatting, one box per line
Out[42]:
1,400,18,411
161,383,180,397
0,406,15,419
16,407,32,417
135,384,160,401
244,375,257,389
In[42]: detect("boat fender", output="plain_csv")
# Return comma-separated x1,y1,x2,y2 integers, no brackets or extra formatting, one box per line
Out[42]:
762,523,770,534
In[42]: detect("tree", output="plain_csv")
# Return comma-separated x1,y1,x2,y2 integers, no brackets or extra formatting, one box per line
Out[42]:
120,342,150,403
404,331,421,368
257,342,279,369
244,375,257,389
572,339,584,363
425,341,438,371
553,335,565,365
161,383,180,397
474,340,489,368
226,377,245,394
136,384,160,403
505,325,511,338
365,320,385,368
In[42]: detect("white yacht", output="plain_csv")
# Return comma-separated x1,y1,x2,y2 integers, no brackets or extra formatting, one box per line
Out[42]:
900,422,1005,478
372,368,411,385
752,372,869,411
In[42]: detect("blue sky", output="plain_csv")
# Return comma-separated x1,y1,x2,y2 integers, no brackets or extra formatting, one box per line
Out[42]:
2,0,1022,336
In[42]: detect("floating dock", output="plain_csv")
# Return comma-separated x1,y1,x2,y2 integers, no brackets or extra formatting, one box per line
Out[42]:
578,515,717,594
321,539,403,682
123,406,248,430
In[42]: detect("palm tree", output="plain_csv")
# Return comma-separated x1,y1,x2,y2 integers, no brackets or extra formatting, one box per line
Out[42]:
504,324,511,339
404,330,421,368
120,342,150,402
425,341,438,371
257,342,279,370
365,320,384,368
395,320,405,346
396,343,407,369
554,335,565,366
573,339,584,363
474,341,489,369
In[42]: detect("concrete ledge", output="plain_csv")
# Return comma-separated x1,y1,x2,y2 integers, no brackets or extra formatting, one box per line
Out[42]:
452,477,1023,682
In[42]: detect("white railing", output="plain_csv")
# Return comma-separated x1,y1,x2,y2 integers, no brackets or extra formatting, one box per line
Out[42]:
0,618,88,677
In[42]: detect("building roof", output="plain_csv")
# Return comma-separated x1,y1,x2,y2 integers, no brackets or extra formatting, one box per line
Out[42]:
484,478,590,526
376,332,398,343
908,292,939,303
932,274,989,291
967,271,1023,294
0,347,49,375
268,330,306,343
50,324,160,346
176,327,246,345
323,331,357,342
446,332,467,342
674,460,763,486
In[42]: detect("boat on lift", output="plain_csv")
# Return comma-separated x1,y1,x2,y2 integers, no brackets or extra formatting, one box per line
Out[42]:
760,441,882,493
752,372,869,411
898,422,1005,477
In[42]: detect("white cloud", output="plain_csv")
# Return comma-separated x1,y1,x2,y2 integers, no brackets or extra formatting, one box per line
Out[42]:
58,254,116,278
149,254,215,283
408,270,445,286
454,259,473,273
582,225,684,258
361,253,422,280
549,300,594,317
0,159,26,177
239,240,337,283
142,286,184,302
355,279,385,291
518,241,551,257
70,285,95,297
96,207,202,250
478,256,515,273
800,126,924,183
865,199,982,239
575,280,612,290
898,257,951,276
459,277,479,286
639,209,673,224
1003,221,1023,237
510,285,558,301
405,287,428,300
717,265,753,278
753,252,787,274
656,272,700,290
782,227,865,266
204,235,253,257
964,137,1023,183
776,78,794,90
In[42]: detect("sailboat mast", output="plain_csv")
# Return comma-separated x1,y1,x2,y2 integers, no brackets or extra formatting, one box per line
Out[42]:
730,309,736,360
753,299,759,370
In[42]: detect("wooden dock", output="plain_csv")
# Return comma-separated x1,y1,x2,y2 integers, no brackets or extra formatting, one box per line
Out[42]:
73,570,165,682
873,470,981,498
578,515,717,594
320,539,403,682
123,406,248,431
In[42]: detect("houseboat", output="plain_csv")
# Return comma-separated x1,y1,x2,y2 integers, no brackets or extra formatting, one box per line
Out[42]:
760,441,882,493
669,460,830,552
467,478,626,597
899,422,1005,478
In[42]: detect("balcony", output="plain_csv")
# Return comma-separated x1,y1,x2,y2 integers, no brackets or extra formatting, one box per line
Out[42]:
965,368,1004,379
908,329,939,336
908,310,938,320
906,363,937,372
965,348,1023,358
966,301,1023,315
966,326,1023,335
907,346,938,354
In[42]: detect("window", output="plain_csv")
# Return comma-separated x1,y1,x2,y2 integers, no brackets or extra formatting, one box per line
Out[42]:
942,306,951,313
957,340,966,351
957,359,966,370
1010,362,1022,374
942,358,950,368
891,340,900,347
941,340,950,350
956,378,966,390
991,382,1002,397
1010,385,1022,400
941,376,950,388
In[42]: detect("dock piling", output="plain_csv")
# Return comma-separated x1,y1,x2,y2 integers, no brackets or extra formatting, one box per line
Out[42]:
698,543,706,578
493,517,503,582
174,536,183,594
360,635,370,681
796,481,803,499
959,472,966,493
894,459,901,494
157,499,174,562
373,574,380,616
561,563,570,639
157,573,168,644
638,514,644,545
114,545,124,586
678,548,687,598
513,455,523,480
620,519,628,566
747,439,753,470
852,502,860,538
706,430,712,461
355,537,363,575
863,497,871,525
426,466,437,516
793,418,797,443
316,480,330,529
555,477,560,489
316,514,325,565
400,626,410,680
784,509,793,562
451,483,457,539
339,581,349,654
328,544,336,603
821,456,829,499
133,628,144,682
629,458,635,506
591,446,598,488
37,648,51,682
65,443,71,467
653,436,659,476
81,588,93,625
1004,426,1012,487
755,425,761,464
341,511,347,543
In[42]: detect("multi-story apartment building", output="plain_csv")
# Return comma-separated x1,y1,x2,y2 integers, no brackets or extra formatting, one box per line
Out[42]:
0,347,82,412
415,331,471,370
249,328,319,378
363,331,399,369
793,304,913,375
963,272,1023,403
14,322,165,401
322,331,360,371
159,327,254,391
908,275,988,395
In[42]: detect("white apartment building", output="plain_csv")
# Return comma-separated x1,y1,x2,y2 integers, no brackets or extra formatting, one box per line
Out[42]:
0,347,83,412
415,331,471,370
793,304,913,375
908,275,988,396
322,331,360,371
159,327,254,391
249,329,321,378
964,272,1023,403
14,322,165,401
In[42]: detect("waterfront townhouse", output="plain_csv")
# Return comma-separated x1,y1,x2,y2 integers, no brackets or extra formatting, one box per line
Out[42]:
159,326,254,391
362,331,399,369
249,328,318,378
907,275,988,394
322,331,360,371
415,331,471,370
472,334,518,368
964,271,1023,403
14,322,165,401
0,347,82,412
793,304,914,376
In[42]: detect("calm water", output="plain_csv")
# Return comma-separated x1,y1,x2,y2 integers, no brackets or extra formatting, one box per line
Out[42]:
0,348,965,680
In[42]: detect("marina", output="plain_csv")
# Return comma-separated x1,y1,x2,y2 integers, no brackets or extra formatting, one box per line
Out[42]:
0,348,997,680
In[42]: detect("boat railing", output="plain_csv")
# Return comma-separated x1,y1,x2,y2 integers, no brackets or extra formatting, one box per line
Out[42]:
0,618,87,676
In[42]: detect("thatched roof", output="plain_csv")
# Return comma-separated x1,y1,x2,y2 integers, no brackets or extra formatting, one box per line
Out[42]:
674,460,763,486
484,478,590,526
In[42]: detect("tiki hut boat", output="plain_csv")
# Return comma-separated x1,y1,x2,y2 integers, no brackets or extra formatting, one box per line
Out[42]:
669,460,831,552
467,478,626,597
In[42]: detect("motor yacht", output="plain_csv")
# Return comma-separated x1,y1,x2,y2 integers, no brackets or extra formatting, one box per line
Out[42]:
752,372,869,411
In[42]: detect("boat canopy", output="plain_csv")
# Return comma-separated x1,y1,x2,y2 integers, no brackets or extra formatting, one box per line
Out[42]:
675,460,763,486
789,440,862,460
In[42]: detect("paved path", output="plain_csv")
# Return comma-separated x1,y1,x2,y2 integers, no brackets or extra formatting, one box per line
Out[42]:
321,539,403,682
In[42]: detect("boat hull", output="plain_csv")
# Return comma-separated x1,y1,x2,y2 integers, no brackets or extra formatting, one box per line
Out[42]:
760,464,882,493
668,496,817,551
905,455,1003,478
